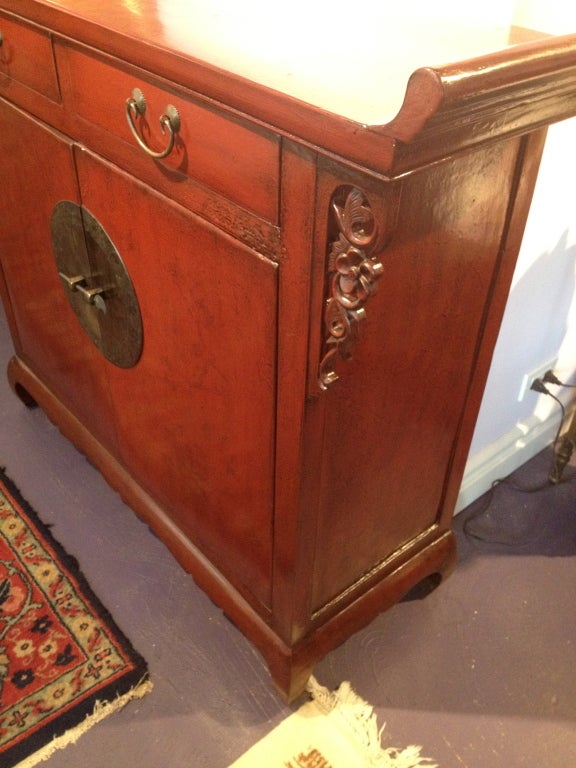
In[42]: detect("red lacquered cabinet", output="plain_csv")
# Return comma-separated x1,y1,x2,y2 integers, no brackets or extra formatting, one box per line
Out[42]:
1,1,576,700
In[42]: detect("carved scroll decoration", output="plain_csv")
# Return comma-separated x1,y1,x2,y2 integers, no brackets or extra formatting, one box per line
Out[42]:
318,186,384,390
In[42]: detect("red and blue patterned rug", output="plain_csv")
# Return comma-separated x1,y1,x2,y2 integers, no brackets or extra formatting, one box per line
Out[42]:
0,468,151,767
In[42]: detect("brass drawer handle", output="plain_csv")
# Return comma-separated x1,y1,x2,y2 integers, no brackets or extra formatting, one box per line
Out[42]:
125,87,180,159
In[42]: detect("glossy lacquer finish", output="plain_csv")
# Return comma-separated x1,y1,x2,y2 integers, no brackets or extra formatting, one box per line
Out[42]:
1,0,575,700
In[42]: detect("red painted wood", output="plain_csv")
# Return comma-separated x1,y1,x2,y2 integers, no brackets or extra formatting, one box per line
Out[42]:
0,101,117,447
0,11,59,101
1,0,576,701
72,147,278,609
55,42,281,223
308,139,523,613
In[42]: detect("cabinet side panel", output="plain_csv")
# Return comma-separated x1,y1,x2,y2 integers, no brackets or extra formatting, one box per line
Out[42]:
310,138,522,612
74,148,277,609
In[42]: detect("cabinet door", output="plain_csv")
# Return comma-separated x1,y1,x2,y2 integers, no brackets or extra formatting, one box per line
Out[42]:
0,100,116,445
74,148,278,608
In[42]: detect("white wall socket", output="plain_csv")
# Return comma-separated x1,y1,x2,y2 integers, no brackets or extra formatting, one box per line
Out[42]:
517,358,558,402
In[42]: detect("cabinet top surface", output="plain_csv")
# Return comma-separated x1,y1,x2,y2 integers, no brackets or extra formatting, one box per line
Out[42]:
3,0,576,173
51,2,543,124
3,0,565,122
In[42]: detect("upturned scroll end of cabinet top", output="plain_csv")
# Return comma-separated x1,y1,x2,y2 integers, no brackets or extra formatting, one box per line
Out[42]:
1,1,576,700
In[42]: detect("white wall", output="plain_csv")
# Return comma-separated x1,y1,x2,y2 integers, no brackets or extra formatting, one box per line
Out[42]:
458,116,576,510
457,2,576,509
512,1,576,32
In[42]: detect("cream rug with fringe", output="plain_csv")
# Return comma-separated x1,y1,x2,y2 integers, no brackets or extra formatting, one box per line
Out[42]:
229,677,437,768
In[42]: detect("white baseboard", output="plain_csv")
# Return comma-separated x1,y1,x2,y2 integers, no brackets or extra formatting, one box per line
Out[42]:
455,408,566,513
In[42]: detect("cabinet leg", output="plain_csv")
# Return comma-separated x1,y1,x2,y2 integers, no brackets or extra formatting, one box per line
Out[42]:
268,658,315,704
7,357,38,408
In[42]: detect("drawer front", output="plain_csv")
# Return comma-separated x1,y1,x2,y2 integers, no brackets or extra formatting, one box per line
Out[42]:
0,12,59,101
56,43,280,222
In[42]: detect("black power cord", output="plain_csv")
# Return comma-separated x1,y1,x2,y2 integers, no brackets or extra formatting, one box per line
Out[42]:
543,369,576,388
537,372,576,483
463,375,575,544
530,376,570,485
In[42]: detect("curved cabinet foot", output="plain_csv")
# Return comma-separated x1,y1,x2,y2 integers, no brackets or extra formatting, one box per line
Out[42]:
7,356,38,408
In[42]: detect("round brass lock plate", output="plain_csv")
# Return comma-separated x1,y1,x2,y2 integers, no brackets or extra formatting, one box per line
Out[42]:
51,200,143,368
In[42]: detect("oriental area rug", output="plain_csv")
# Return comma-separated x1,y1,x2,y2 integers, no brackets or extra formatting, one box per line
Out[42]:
229,677,438,768
0,468,151,768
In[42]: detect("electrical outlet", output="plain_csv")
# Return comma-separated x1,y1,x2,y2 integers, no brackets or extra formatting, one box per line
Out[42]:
518,358,557,402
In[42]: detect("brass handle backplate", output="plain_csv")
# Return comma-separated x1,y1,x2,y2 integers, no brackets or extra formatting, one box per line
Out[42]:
125,87,181,159
51,200,143,369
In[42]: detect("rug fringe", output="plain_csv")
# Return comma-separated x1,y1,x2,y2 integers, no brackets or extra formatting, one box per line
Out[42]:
13,677,153,768
306,677,438,768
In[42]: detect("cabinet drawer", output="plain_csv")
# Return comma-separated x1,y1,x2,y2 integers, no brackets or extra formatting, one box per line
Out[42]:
56,43,280,222
0,12,59,101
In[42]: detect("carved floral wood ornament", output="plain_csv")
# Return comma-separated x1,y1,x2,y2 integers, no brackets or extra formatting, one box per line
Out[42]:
319,186,384,390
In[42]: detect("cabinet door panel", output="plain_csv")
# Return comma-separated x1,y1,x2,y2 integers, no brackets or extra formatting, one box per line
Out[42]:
0,100,116,445
74,148,277,607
